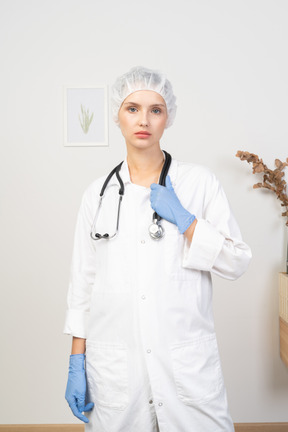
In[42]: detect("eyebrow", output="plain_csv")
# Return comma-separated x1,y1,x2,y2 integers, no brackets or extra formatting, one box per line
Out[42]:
123,102,166,107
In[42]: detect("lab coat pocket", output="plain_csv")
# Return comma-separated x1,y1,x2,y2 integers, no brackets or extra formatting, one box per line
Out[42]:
165,229,199,281
86,341,129,410
92,235,131,293
171,334,223,405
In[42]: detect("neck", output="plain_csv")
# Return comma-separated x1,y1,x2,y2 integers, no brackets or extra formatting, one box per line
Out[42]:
126,147,165,187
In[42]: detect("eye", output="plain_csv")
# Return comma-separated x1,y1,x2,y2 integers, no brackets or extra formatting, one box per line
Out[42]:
128,106,137,113
152,108,161,114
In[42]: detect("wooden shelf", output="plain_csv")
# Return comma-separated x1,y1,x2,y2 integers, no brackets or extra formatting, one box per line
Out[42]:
279,272,288,367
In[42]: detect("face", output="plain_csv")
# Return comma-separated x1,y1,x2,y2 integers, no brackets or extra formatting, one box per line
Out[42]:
118,90,168,151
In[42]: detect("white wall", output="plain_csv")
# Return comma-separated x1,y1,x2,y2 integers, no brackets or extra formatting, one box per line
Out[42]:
1,0,288,424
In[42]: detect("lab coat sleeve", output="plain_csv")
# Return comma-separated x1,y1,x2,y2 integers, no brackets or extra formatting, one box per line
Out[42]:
63,188,96,338
182,171,252,280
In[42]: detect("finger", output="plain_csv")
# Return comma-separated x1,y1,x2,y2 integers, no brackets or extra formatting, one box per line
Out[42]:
165,175,173,190
83,402,94,412
77,413,90,423
150,183,158,190
150,189,158,207
69,400,90,423
77,395,86,412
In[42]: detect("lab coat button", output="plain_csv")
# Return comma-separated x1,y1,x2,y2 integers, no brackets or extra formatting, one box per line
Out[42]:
146,349,151,353
149,399,153,404
158,402,163,407
141,239,146,244
141,295,146,300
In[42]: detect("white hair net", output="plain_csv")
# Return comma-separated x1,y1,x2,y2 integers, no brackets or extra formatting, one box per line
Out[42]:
111,66,177,128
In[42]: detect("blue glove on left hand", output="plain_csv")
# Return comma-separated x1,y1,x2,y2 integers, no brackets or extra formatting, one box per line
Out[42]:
150,175,196,234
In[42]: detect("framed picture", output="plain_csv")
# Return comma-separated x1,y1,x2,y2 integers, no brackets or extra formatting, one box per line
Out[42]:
64,86,108,146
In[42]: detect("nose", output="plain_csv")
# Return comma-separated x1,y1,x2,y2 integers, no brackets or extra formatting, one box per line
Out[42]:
139,111,149,127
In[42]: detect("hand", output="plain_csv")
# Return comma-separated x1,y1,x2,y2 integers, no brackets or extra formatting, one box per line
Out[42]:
150,175,196,234
65,354,94,423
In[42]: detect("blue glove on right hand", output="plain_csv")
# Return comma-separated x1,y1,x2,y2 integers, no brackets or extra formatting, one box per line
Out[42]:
150,175,196,234
65,353,94,423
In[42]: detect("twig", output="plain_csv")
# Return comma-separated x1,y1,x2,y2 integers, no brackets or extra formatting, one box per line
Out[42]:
236,151,288,226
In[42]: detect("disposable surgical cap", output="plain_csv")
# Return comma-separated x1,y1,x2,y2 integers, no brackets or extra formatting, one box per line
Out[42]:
111,66,177,128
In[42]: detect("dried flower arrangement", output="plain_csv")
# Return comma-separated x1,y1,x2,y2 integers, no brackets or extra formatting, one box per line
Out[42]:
236,151,288,227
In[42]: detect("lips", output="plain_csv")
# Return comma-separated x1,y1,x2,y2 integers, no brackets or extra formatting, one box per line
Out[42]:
135,131,151,137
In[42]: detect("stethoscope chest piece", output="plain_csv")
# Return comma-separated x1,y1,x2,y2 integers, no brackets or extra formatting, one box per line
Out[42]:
149,219,164,240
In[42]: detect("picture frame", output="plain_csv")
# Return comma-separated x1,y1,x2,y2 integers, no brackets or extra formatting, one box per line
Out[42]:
64,86,108,147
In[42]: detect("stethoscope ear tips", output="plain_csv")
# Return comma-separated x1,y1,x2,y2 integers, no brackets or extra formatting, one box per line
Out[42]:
90,232,110,240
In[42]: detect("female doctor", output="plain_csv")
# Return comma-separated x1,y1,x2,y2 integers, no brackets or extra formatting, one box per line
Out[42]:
64,66,251,432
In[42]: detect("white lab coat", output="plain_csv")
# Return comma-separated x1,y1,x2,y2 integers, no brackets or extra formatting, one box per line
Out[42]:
64,157,251,432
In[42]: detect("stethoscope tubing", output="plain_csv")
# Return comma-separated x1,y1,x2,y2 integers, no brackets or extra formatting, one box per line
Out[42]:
90,151,172,240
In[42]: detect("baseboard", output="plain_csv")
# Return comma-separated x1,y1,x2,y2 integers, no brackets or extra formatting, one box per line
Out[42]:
0,427,83,432
0,424,288,432
234,424,288,432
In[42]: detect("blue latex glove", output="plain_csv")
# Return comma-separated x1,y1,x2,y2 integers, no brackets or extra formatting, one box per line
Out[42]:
65,354,94,423
150,175,196,234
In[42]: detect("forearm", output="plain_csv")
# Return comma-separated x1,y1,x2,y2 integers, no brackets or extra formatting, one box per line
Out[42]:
71,337,86,355
183,218,198,244
182,219,252,279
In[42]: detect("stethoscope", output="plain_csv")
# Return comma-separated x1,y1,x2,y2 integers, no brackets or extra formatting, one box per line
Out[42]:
90,150,172,241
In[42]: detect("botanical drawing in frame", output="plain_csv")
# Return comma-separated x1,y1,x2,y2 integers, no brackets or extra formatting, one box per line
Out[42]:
64,86,108,147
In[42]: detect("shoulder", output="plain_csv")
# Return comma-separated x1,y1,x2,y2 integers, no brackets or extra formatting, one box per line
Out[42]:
79,172,113,212
172,159,229,212
172,159,223,206
174,159,218,186
85,174,108,195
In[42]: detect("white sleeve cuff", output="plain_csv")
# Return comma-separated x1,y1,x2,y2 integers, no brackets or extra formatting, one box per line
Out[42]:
63,309,90,339
182,219,225,271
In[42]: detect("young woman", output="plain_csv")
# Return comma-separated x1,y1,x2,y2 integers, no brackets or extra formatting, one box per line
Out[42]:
64,66,251,432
